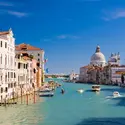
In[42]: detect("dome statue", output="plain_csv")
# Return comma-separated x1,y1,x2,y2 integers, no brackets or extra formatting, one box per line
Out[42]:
90,46,106,67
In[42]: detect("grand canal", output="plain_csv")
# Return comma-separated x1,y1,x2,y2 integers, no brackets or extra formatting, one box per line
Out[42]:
1,78,125,125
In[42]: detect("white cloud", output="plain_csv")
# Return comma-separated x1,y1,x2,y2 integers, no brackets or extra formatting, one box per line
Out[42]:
0,9,28,18
0,2,14,6
57,35,80,40
102,9,125,21
7,10,28,18
43,39,51,42
57,35,67,39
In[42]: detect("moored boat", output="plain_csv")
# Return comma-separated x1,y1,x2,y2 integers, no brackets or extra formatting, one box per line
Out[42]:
92,85,101,91
39,88,53,93
39,92,54,97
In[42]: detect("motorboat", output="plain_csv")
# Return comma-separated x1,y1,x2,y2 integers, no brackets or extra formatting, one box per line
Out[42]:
77,89,84,93
113,91,120,97
92,85,101,91
39,88,53,93
39,92,54,97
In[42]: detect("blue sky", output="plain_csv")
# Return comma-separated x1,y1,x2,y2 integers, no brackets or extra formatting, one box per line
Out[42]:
0,0,125,74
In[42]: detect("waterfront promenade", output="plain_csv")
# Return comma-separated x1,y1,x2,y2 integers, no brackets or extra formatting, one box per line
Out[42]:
0,78,125,125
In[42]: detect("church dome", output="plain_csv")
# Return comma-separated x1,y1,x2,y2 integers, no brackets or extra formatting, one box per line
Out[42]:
90,46,106,66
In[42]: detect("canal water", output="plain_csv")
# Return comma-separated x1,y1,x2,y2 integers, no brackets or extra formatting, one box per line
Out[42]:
1,78,125,125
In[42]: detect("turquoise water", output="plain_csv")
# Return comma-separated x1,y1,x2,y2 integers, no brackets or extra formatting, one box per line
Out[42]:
1,78,125,125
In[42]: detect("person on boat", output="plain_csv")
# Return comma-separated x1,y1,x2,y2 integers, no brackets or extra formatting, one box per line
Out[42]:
61,88,65,94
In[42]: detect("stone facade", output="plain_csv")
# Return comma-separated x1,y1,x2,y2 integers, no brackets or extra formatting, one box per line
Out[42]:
0,29,44,102
0,29,16,101
15,43,45,82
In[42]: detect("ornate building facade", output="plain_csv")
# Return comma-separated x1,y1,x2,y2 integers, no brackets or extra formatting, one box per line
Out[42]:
0,29,16,101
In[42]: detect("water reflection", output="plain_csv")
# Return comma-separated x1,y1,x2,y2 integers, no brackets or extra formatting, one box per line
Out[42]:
0,104,43,125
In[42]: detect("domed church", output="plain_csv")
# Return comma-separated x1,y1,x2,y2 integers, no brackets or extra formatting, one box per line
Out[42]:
90,46,106,67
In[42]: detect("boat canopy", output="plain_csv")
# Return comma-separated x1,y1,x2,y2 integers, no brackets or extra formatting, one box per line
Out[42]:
92,85,100,88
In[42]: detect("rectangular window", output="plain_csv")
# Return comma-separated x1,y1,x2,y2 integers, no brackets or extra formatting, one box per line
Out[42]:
5,87,8,93
0,54,3,64
11,83,13,88
1,76,2,81
26,64,28,69
14,73,16,78
18,63,20,69
5,42,7,48
14,83,16,87
11,72,13,78
8,84,10,88
1,88,3,93
18,76,20,82
1,41,2,47
24,64,25,69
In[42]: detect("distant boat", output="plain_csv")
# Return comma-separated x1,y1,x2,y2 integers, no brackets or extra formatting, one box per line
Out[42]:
113,91,121,98
77,89,84,93
92,85,101,91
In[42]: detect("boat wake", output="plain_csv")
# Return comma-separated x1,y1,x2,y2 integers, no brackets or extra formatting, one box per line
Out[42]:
105,94,125,99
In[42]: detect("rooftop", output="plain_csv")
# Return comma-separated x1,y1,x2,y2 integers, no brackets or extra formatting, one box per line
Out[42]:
15,43,44,51
0,31,9,35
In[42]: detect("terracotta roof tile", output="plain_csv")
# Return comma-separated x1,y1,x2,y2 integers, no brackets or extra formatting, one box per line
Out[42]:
0,31,9,35
16,43,44,51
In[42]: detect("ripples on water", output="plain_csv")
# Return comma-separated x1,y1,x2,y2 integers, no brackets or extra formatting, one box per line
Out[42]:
0,101,44,125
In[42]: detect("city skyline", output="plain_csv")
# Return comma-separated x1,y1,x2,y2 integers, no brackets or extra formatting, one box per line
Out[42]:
1,0,125,73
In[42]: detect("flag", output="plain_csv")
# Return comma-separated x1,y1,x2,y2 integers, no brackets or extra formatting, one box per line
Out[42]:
46,68,49,73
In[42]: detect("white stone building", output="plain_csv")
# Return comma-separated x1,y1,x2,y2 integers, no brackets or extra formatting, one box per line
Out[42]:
15,54,33,96
69,70,79,81
109,66,125,84
79,66,89,82
108,53,120,66
0,29,16,101
79,45,106,83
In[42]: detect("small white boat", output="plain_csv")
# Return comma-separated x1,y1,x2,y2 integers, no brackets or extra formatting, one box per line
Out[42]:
92,85,101,91
113,91,120,97
77,89,84,93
